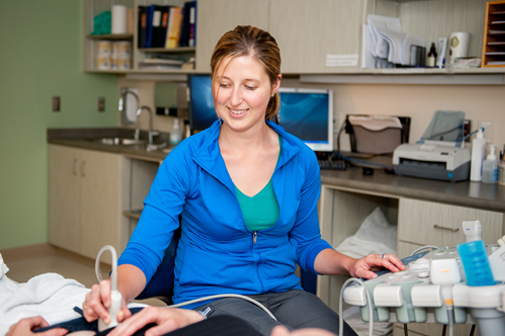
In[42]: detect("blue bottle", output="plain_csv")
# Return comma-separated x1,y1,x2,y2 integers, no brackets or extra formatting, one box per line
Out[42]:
457,240,495,286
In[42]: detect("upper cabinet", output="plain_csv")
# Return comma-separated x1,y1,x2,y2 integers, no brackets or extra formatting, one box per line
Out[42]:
82,0,505,76
194,0,270,73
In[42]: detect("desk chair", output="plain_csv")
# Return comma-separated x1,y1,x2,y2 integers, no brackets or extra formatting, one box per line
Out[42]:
135,228,180,304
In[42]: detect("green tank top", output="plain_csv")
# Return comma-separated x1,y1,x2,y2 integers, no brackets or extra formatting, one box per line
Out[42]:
234,136,281,231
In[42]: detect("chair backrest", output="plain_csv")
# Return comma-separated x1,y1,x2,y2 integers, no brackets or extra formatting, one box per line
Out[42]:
135,228,181,304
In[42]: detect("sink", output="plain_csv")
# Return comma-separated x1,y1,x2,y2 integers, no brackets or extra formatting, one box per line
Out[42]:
94,137,147,146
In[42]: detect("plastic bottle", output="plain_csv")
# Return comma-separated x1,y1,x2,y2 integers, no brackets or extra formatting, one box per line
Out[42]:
170,118,183,145
457,240,495,286
482,144,498,184
426,42,437,67
470,128,486,182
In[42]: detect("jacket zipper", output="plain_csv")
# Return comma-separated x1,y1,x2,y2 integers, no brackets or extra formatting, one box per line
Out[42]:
253,231,257,244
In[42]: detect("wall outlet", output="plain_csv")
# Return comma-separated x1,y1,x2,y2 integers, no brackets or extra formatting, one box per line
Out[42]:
479,120,494,144
52,96,60,112
98,97,105,112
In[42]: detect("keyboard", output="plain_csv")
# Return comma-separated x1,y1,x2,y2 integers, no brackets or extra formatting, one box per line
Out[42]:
318,159,347,170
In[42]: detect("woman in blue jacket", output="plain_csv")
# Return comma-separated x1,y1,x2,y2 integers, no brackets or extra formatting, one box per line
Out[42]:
83,25,405,336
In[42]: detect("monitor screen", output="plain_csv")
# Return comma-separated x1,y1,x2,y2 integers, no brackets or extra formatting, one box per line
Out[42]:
278,88,333,152
188,75,218,131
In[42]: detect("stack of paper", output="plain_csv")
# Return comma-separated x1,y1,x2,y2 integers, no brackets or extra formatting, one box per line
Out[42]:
362,14,425,68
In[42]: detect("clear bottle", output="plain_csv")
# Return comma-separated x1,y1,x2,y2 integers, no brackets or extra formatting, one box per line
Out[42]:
470,128,486,182
482,144,498,184
170,118,183,145
426,42,437,67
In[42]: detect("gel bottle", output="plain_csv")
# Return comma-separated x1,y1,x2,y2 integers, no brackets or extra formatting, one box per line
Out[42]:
470,128,486,182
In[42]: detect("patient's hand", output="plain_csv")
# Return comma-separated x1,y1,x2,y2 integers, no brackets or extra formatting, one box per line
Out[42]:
82,279,131,325
271,326,337,336
107,307,204,336
6,316,67,336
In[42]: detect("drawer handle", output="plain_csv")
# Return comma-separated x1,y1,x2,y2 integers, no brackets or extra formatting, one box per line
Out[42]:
433,224,459,232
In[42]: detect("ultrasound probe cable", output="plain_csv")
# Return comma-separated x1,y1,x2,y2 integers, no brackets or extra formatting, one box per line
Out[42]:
95,245,123,331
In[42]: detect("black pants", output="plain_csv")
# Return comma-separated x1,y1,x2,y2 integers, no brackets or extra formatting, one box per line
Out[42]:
36,308,261,336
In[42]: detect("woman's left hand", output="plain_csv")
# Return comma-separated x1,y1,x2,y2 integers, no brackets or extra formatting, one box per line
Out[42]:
349,253,406,279
107,307,204,336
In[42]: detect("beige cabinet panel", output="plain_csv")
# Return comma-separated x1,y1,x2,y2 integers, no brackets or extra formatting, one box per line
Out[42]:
398,198,503,248
269,0,367,74
49,145,123,260
80,149,121,260
195,0,270,72
49,145,82,254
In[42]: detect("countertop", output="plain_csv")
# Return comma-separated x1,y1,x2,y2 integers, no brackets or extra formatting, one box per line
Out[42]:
48,127,505,213
321,168,505,212
47,127,175,162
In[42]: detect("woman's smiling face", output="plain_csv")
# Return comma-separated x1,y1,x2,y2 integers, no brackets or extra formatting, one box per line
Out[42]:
214,55,278,134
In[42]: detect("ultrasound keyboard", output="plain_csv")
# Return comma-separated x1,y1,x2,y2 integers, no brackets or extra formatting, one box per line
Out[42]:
318,159,347,170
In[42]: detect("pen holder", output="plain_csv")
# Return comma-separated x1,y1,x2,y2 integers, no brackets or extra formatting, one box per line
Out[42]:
457,240,495,287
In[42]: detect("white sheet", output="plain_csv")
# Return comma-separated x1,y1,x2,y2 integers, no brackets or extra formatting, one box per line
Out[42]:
0,253,146,335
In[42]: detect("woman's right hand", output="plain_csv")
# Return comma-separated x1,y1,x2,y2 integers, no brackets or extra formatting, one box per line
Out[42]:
82,279,132,324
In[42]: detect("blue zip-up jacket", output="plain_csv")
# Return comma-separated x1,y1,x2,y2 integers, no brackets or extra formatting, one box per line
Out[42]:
119,120,332,306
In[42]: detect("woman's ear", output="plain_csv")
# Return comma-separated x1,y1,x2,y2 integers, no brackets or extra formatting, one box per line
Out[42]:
272,74,282,95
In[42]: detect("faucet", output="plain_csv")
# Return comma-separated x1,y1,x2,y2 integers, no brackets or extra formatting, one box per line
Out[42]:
119,88,141,139
136,105,156,145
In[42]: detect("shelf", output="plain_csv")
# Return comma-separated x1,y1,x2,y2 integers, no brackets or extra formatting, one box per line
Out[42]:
87,34,134,40
139,47,196,53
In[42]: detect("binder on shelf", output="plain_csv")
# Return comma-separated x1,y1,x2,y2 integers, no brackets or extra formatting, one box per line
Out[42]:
189,1,197,47
156,6,171,48
138,6,148,48
144,5,156,48
165,6,183,49
148,5,164,48
179,1,196,47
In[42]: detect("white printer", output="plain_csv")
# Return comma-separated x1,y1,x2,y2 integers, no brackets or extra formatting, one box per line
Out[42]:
393,141,471,182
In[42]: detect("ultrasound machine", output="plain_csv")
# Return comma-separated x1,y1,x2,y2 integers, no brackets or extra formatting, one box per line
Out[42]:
340,221,505,336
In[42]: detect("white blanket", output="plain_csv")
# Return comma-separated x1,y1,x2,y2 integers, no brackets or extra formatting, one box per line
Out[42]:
0,254,146,335
0,271,90,335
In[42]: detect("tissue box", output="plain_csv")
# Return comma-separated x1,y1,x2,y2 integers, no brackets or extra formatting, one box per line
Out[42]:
346,115,411,155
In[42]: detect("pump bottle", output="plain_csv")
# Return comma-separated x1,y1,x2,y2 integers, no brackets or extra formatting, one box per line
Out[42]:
470,128,486,182
170,118,183,145
482,144,498,184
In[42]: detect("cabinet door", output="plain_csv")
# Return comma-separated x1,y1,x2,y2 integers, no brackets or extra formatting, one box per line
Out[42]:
269,0,366,74
195,0,270,72
49,145,82,254
398,198,503,249
80,149,121,260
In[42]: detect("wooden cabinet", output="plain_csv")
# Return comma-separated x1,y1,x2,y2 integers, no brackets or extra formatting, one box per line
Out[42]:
83,0,196,73
397,198,504,258
482,0,505,68
194,0,269,73
269,0,370,74
82,0,505,77
49,145,126,260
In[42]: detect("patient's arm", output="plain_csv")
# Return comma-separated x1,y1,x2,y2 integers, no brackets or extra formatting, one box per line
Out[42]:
83,264,146,324
6,316,67,336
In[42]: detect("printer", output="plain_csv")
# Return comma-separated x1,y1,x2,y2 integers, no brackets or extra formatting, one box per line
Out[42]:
393,141,470,182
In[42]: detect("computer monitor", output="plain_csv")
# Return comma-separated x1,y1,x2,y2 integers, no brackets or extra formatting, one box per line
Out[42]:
187,74,218,131
278,88,334,152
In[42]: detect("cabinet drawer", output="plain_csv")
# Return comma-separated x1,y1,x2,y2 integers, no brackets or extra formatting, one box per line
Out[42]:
398,198,503,247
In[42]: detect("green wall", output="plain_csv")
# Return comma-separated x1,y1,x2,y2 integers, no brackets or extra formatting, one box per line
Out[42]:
0,0,119,249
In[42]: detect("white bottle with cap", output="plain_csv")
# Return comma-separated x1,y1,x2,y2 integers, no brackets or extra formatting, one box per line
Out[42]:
170,118,183,145
470,127,486,182
482,144,498,184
